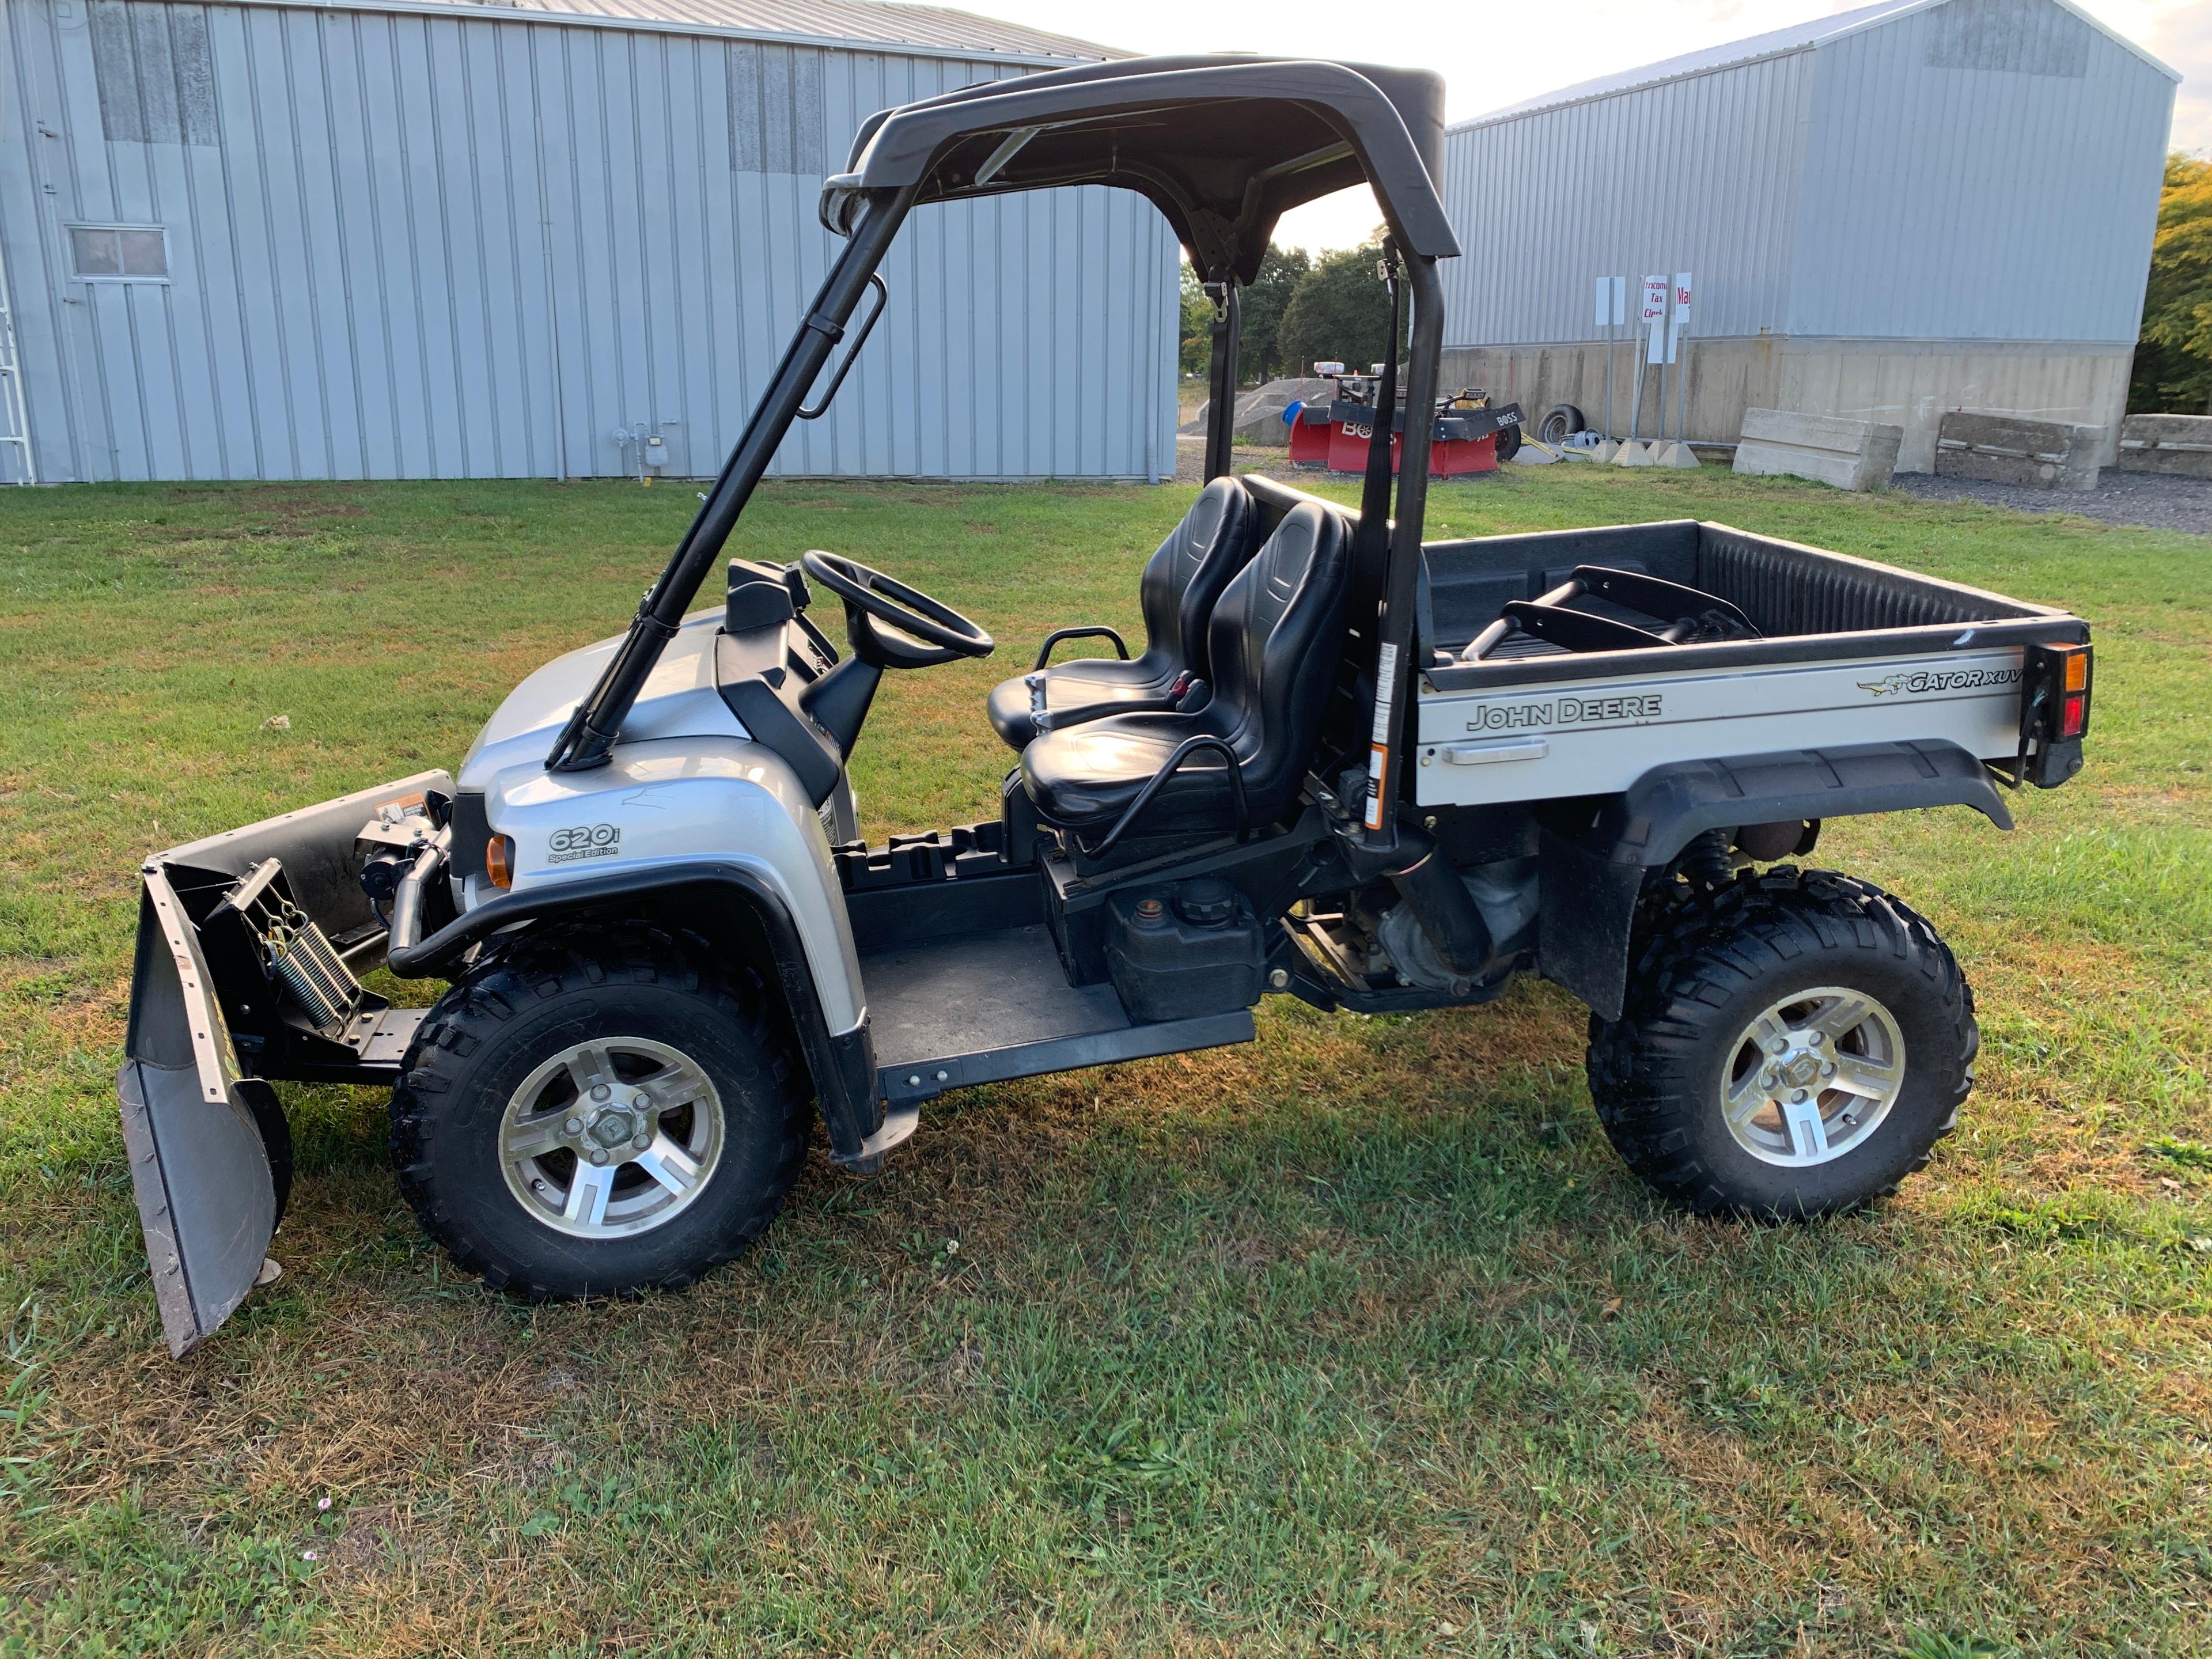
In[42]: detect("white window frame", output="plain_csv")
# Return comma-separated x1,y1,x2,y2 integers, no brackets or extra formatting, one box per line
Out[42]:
66,223,171,284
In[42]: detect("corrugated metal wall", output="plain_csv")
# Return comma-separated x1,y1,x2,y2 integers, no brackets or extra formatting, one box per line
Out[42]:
1437,50,1814,347
1789,0,2170,339
1437,0,2172,352
0,0,1179,483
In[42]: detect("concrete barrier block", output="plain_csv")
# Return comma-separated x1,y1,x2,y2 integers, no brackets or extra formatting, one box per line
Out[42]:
1612,440,1653,467
1733,408,1902,491
1935,411,2101,491
1232,408,1288,446
2116,414,2212,478
1652,441,1701,469
1184,377,1332,445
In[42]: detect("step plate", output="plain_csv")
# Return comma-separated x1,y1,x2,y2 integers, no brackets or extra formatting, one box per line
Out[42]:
863,925,1254,1107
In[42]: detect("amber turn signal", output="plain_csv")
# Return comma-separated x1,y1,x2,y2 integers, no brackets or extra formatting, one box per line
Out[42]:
486,835,514,888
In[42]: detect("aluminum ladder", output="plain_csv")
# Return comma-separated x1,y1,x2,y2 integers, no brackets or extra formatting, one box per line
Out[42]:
0,232,34,484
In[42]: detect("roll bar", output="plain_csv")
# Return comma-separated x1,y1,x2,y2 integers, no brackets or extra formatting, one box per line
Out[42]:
546,54,1455,849
544,186,917,772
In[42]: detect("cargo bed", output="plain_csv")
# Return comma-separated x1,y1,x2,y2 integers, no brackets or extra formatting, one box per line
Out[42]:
1403,518,2085,809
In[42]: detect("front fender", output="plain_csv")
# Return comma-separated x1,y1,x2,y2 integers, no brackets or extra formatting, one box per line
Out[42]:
415,740,880,1157
469,737,865,1033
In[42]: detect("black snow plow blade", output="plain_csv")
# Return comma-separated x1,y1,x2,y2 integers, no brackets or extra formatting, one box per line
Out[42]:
119,771,452,1356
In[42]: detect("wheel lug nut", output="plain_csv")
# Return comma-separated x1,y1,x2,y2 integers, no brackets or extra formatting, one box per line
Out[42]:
1790,1089,1809,1103
633,1132,650,1149
1822,1061,1836,1077
1808,1031,1823,1046
565,1116,583,1134
591,1084,611,1101
1769,1040,1789,1055
589,1149,610,1165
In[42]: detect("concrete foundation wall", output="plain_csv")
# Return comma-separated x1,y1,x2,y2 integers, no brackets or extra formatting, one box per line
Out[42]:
1440,336,2135,474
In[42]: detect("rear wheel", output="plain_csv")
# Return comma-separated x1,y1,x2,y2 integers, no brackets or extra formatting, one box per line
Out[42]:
1539,403,1585,445
391,922,808,1300
1586,867,1975,1217
1492,421,1523,463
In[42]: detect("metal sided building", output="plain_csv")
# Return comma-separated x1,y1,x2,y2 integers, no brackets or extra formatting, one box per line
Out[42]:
1437,0,2176,472
0,0,1181,484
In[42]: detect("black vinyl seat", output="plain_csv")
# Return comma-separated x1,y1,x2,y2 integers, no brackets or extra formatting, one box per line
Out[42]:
1020,501,1351,840
986,476,1257,751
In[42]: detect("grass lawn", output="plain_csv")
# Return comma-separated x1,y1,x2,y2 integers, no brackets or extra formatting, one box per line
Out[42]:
0,462,2207,1657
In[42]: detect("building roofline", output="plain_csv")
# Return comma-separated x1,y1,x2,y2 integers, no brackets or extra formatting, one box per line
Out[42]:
1448,0,2175,135
213,0,1124,68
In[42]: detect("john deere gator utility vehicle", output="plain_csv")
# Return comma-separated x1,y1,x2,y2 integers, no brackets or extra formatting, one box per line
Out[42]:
119,54,2093,1355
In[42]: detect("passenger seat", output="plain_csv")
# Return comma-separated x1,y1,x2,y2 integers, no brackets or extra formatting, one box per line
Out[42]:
985,476,1257,751
1018,501,1352,842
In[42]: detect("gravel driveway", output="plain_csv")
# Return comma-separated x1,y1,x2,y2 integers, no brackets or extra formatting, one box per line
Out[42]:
1179,435,2212,536
1886,469,2212,536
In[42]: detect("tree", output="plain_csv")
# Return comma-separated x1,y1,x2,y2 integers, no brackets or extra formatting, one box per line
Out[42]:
1180,245,1310,382
1235,244,1312,383
1179,264,1213,377
1276,238,1395,378
2131,152,2212,414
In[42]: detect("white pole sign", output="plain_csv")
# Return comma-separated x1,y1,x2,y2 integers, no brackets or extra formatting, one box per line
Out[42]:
1642,274,1668,365
1668,271,1692,365
1595,276,1609,328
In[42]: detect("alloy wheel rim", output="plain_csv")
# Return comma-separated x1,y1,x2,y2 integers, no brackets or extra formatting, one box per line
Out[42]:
1718,986,1906,1168
498,1037,724,1238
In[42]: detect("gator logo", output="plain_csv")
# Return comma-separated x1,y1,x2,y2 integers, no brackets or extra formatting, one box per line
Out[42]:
1858,666,2022,698
548,823,621,864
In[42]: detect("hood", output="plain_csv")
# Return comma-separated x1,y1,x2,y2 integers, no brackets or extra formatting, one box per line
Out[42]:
458,610,741,791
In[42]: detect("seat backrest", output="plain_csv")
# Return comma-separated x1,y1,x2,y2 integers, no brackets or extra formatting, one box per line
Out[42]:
1133,476,1256,679
1204,501,1353,813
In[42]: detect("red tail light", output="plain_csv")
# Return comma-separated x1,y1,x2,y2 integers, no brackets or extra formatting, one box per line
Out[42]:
2018,641,2092,787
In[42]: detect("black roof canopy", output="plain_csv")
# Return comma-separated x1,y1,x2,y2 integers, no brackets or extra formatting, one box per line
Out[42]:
823,55,1457,285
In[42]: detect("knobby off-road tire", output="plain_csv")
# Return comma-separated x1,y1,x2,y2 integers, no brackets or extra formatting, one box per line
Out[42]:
1586,866,1977,1218
390,921,809,1300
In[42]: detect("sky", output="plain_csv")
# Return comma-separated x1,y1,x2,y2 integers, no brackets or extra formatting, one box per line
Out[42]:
968,0,2207,252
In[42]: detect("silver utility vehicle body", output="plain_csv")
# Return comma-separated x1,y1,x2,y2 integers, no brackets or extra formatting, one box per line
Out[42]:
118,55,2093,1356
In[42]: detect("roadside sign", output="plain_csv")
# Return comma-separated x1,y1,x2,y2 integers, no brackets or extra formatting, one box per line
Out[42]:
1667,272,1692,365
1594,275,1624,327
1643,274,1667,363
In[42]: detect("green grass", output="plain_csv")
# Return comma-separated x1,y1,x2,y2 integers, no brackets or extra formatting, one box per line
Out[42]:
0,464,2207,1656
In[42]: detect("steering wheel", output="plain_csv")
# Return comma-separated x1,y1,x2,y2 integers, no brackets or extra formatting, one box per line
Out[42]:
799,550,995,669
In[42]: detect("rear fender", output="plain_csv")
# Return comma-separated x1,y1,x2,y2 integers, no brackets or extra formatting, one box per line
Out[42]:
1538,741,2009,1021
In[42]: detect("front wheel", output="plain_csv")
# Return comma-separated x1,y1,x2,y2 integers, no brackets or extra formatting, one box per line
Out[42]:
1586,868,1976,1217
390,922,809,1300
